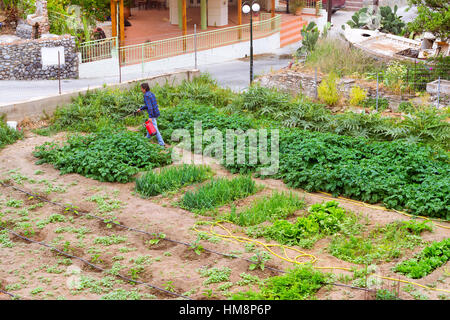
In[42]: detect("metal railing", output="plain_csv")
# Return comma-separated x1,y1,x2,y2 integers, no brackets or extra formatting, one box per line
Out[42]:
118,14,281,66
79,37,117,63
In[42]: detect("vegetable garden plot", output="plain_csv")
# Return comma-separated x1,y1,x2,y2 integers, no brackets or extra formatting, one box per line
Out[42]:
0,136,449,300
33,130,172,183
155,103,450,219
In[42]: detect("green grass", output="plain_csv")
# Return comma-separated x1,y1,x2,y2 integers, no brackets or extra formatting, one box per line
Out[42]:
226,191,305,227
135,164,213,197
180,175,258,213
303,38,386,77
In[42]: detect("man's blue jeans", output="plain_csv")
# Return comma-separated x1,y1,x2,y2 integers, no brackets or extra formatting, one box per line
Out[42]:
146,118,165,146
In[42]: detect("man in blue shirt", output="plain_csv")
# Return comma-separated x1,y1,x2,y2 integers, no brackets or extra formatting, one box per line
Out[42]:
136,83,165,147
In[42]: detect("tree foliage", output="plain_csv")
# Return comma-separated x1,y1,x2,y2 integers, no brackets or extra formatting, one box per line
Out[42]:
407,0,450,39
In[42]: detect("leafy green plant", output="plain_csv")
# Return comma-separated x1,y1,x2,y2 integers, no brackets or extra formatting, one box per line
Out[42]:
135,165,212,197
401,220,433,235
146,233,166,246
328,221,425,264
382,61,407,93
393,238,450,279
232,264,332,300
189,239,205,255
198,267,232,285
93,235,127,246
376,288,400,300
249,250,271,271
264,201,363,248
33,129,172,183
318,72,340,106
0,116,23,150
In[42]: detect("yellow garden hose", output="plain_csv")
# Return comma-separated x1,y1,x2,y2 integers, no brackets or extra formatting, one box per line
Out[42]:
193,220,450,294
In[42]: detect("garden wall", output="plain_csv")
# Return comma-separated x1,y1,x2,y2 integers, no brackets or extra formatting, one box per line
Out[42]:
0,35,78,80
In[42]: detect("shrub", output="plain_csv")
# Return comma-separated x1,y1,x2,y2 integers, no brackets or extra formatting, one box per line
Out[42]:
383,61,407,93
349,86,368,107
317,72,340,106
135,165,213,197
229,85,293,118
33,129,172,183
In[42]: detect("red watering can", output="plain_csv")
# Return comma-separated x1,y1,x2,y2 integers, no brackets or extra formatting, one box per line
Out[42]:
144,119,157,136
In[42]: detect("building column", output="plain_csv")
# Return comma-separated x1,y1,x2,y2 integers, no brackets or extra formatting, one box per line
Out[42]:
237,0,241,39
178,0,182,29
201,0,207,30
237,0,241,25
119,0,124,45
208,0,228,27
182,0,187,35
271,0,275,17
111,0,117,38
169,0,179,25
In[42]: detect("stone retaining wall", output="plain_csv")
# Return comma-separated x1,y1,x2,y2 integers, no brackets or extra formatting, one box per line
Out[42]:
0,35,78,80
255,70,420,111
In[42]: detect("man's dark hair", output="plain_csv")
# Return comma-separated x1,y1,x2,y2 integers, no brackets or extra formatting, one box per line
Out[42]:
140,83,150,92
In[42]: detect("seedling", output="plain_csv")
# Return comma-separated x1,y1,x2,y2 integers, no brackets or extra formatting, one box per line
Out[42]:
249,250,271,271
189,239,204,255
163,281,175,292
147,233,166,246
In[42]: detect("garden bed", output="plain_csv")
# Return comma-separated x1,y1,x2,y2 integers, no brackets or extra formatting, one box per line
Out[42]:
0,131,448,300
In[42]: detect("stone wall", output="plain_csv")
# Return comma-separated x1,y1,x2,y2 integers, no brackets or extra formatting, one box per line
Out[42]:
15,21,33,39
255,70,418,111
0,35,78,80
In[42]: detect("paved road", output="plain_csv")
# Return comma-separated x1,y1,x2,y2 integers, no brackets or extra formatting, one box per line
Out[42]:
0,10,354,106
0,43,297,106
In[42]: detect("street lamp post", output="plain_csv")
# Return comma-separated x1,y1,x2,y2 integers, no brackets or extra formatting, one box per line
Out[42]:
242,1,260,85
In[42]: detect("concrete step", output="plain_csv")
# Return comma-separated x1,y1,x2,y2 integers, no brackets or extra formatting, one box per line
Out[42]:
346,0,364,5
280,18,306,47
280,34,302,47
